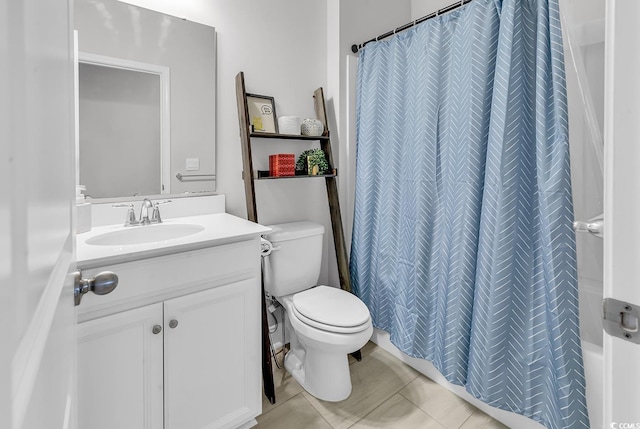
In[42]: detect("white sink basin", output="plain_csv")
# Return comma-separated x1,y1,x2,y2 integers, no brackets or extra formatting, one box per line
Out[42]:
86,224,205,246
76,213,272,268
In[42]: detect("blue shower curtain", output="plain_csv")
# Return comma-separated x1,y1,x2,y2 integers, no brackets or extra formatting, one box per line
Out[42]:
350,0,589,428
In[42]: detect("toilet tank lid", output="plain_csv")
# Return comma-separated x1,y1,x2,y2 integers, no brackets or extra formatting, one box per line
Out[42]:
264,221,324,242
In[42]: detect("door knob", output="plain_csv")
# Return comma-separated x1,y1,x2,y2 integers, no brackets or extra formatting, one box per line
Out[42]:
152,325,162,335
169,319,178,329
73,271,119,306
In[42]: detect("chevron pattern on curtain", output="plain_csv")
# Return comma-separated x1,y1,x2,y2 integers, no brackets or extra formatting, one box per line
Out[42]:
350,0,589,428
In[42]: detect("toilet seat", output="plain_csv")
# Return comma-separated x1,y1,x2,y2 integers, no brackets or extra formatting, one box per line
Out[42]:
291,286,371,334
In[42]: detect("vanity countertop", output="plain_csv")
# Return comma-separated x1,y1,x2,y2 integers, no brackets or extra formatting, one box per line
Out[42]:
76,213,270,269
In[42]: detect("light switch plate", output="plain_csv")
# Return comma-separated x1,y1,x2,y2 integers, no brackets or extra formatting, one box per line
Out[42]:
186,158,200,171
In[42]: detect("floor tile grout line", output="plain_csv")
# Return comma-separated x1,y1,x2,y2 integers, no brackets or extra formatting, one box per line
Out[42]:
458,412,474,429
299,392,335,429
340,372,421,429
396,386,451,428
258,389,301,419
344,391,441,429
396,377,477,429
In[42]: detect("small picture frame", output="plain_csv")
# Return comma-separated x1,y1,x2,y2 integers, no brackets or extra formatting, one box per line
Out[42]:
246,93,278,134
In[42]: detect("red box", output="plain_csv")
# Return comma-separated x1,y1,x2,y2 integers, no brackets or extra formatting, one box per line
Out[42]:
269,154,295,177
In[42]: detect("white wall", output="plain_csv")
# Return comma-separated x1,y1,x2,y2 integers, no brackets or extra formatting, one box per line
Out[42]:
411,0,456,18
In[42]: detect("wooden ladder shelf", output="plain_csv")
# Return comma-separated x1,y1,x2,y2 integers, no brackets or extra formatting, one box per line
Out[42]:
235,71,357,405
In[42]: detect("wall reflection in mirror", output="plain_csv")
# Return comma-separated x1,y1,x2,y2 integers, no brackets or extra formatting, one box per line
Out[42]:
75,0,216,200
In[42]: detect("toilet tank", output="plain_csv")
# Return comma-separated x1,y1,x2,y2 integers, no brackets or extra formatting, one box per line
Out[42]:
263,221,325,297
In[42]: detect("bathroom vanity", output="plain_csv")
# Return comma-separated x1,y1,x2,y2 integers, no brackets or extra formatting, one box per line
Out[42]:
75,197,270,429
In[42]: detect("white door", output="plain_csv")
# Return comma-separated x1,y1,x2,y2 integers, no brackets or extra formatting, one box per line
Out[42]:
1,0,78,428
603,0,640,427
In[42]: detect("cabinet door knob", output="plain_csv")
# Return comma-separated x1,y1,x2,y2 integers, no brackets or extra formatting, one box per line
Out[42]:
169,319,179,329
152,325,162,335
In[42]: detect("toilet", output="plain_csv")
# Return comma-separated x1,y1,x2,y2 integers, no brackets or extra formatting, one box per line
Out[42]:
263,221,373,402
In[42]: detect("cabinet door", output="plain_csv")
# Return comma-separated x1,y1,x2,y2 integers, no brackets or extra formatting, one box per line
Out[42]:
164,278,261,429
78,303,164,429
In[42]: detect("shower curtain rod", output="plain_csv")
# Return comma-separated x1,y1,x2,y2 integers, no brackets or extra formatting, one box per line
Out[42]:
351,0,474,53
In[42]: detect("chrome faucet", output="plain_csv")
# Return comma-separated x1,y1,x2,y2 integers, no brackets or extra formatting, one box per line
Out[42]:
139,198,154,225
112,199,171,227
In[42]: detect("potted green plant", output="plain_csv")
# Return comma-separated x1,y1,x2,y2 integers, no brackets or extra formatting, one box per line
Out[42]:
296,149,329,175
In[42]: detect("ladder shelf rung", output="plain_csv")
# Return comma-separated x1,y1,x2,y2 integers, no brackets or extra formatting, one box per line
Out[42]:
252,169,338,180
250,132,329,141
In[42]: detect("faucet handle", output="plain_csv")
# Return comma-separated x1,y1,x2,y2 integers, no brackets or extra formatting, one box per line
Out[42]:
112,203,138,227
151,206,162,224
150,200,171,224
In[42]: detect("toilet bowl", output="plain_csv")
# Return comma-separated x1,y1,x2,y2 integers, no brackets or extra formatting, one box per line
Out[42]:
263,222,373,402
279,286,372,401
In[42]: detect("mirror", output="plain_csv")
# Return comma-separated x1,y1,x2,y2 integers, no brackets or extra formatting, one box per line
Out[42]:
75,0,216,200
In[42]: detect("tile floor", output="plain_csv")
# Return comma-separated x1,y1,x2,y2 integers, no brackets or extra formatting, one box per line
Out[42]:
256,342,509,429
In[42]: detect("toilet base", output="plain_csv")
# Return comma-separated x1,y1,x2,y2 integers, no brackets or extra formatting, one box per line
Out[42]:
284,346,352,402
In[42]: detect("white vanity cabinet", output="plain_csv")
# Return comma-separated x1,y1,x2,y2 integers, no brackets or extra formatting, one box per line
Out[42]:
76,238,262,429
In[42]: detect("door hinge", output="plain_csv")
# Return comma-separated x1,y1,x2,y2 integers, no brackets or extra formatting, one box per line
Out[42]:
603,298,640,344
